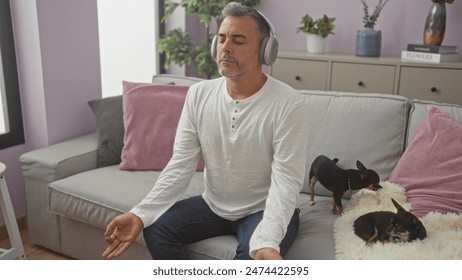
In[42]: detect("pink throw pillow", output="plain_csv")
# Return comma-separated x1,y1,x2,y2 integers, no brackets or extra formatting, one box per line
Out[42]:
119,81,204,171
389,107,462,217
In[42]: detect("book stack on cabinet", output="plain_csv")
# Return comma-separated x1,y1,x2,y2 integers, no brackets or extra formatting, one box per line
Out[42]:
401,44,460,63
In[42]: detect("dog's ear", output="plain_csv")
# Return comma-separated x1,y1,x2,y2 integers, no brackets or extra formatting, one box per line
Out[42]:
414,218,427,240
391,198,405,212
356,160,366,170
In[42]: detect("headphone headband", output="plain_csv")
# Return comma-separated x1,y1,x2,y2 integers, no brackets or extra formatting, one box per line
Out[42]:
257,11,276,38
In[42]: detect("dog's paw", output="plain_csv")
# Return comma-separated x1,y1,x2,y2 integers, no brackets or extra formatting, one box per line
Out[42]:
331,207,344,215
309,201,315,206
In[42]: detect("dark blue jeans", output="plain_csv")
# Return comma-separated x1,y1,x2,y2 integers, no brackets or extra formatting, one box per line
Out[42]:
143,195,300,260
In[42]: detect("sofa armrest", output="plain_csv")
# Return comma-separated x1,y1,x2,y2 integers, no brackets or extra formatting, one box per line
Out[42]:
20,133,98,182
151,74,204,86
19,133,98,251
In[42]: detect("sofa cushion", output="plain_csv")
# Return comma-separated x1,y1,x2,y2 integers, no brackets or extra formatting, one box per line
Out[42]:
48,166,206,231
300,91,410,196
389,106,462,217
48,166,238,259
88,96,124,167
284,194,339,259
406,99,462,146
48,168,336,259
119,81,204,171
185,236,237,260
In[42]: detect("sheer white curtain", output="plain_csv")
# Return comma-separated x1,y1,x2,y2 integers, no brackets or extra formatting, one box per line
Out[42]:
97,0,158,98
0,20,8,134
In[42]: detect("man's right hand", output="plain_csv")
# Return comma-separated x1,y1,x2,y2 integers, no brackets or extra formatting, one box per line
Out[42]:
102,212,144,259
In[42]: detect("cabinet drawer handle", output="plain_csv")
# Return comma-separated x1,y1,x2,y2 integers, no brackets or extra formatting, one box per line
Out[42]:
295,75,301,81
358,81,364,87
430,86,438,93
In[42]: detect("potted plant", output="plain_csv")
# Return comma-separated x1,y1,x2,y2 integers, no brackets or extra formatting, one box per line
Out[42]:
297,14,335,53
356,0,389,57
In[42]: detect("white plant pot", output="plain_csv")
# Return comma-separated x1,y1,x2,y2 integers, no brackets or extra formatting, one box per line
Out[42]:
306,34,327,53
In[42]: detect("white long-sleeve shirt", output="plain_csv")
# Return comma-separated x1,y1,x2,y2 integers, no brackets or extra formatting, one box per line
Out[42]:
130,75,308,258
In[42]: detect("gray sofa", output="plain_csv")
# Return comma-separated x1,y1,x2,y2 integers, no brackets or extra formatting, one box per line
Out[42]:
19,74,462,260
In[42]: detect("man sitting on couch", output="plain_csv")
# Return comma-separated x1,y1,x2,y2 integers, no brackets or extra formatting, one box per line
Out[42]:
102,2,308,260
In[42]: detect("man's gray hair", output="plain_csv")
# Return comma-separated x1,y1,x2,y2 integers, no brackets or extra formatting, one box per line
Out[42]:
221,2,271,41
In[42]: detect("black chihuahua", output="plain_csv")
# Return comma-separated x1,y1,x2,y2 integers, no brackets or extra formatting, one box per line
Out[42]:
309,155,382,215
353,198,427,244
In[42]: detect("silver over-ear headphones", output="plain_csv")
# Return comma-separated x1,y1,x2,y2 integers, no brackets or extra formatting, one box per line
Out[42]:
211,11,279,66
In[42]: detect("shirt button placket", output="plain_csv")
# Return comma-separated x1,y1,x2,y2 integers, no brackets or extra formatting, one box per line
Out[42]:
231,100,239,130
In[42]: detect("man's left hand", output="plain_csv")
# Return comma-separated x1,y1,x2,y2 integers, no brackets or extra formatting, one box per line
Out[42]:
254,248,283,260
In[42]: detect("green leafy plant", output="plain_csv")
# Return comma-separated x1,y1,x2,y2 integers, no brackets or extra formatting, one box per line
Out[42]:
157,29,195,68
297,14,335,38
158,0,261,79
361,0,389,28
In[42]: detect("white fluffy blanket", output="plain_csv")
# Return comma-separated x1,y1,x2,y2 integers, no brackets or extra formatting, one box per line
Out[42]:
334,181,462,259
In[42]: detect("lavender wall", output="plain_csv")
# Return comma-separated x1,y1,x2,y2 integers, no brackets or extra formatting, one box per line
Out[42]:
0,1,101,226
259,0,462,56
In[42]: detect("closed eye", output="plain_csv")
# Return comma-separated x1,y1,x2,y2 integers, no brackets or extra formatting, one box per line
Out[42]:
217,34,247,45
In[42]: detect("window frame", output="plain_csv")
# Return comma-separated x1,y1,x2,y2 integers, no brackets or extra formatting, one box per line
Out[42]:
159,0,166,74
0,0,24,149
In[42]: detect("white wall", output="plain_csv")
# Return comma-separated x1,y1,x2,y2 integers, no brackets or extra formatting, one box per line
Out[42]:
97,0,158,97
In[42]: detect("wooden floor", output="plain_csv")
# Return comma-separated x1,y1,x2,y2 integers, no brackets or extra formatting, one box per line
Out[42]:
0,230,73,260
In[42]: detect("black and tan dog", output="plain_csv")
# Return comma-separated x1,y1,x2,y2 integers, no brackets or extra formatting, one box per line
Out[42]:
353,198,427,244
308,155,382,215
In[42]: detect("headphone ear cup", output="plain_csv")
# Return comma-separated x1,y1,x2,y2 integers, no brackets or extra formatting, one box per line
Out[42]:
211,35,218,61
260,36,279,66
259,37,269,65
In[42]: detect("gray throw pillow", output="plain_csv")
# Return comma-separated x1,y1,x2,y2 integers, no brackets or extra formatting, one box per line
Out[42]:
88,95,124,167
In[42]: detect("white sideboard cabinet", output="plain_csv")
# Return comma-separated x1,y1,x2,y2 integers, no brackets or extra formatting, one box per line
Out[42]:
270,51,462,105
